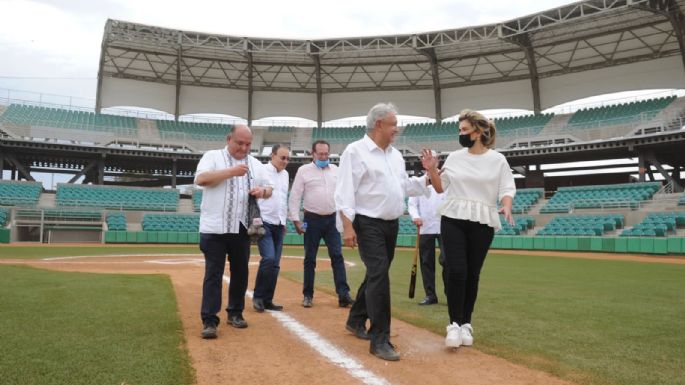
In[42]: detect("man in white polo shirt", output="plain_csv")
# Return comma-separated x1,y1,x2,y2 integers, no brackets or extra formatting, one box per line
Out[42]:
252,144,290,313
195,124,273,339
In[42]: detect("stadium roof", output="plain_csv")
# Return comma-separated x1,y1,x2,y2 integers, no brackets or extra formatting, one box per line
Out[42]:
96,0,685,125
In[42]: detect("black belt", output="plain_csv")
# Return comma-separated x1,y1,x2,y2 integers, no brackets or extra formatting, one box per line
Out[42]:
303,211,335,218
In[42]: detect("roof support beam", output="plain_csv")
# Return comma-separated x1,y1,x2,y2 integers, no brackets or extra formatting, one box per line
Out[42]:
67,160,97,184
644,150,682,190
175,48,182,121
311,46,323,127
247,52,254,126
3,154,34,181
506,34,541,113
418,48,442,121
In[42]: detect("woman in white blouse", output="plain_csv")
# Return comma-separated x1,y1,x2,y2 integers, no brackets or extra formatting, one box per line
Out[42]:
424,109,516,349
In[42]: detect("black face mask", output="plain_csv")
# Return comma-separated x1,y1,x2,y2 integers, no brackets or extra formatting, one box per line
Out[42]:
459,133,476,148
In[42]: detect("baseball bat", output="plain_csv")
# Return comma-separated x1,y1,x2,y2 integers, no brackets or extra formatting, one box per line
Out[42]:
409,225,420,298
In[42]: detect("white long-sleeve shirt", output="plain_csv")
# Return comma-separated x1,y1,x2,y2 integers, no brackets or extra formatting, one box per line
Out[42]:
407,186,444,235
335,135,428,230
258,162,289,226
438,148,516,230
288,162,337,221
194,147,269,234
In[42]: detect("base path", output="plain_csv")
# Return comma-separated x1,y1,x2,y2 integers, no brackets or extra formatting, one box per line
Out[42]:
8,254,575,385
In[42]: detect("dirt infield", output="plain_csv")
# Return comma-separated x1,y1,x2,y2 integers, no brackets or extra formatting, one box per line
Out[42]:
3,251,622,385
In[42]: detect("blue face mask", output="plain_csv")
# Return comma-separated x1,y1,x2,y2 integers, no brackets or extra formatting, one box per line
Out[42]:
314,159,329,168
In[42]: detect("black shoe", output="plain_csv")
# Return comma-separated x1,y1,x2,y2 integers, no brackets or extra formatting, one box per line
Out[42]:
370,341,400,361
201,323,217,339
264,301,283,311
253,298,265,312
227,314,248,328
338,294,355,308
345,322,370,340
302,296,313,308
418,297,438,306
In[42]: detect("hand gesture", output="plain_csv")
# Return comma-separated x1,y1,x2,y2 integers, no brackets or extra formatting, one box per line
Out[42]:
412,218,423,227
421,148,438,171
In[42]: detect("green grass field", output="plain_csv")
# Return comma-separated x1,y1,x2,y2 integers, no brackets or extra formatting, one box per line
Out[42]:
0,263,194,385
1,245,684,385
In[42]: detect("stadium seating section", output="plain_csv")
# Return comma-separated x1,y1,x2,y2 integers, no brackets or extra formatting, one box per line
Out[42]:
537,214,624,236
566,96,676,130
511,188,543,213
56,184,179,211
0,180,42,206
402,121,457,140
620,212,685,237
497,215,535,235
399,216,416,235
679,193,685,206
0,207,9,227
156,120,232,140
142,213,199,232
494,113,554,137
540,182,661,213
106,212,127,231
0,104,137,134
312,126,366,143
192,190,202,212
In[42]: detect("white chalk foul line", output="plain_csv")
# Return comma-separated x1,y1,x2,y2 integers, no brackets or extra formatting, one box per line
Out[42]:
42,253,200,261
223,276,390,385
41,254,355,267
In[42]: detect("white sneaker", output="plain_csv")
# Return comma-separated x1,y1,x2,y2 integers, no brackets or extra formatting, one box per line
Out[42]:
445,322,462,348
460,323,474,346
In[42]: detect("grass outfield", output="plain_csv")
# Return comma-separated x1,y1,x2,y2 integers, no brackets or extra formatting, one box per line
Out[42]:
285,248,685,385
0,264,194,385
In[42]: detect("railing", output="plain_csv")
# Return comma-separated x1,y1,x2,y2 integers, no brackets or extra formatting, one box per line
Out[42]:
55,199,179,212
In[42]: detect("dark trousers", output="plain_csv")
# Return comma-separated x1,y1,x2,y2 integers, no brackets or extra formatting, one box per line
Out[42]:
199,227,250,326
254,223,285,302
419,233,443,300
303,212,350,298
347,215,398,347
440,217,494,325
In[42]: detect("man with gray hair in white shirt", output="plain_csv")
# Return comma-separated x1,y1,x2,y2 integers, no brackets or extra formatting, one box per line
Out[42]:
335,102,438,361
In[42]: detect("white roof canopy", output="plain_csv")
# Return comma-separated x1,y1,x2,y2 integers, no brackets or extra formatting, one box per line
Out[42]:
96,0,685,124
